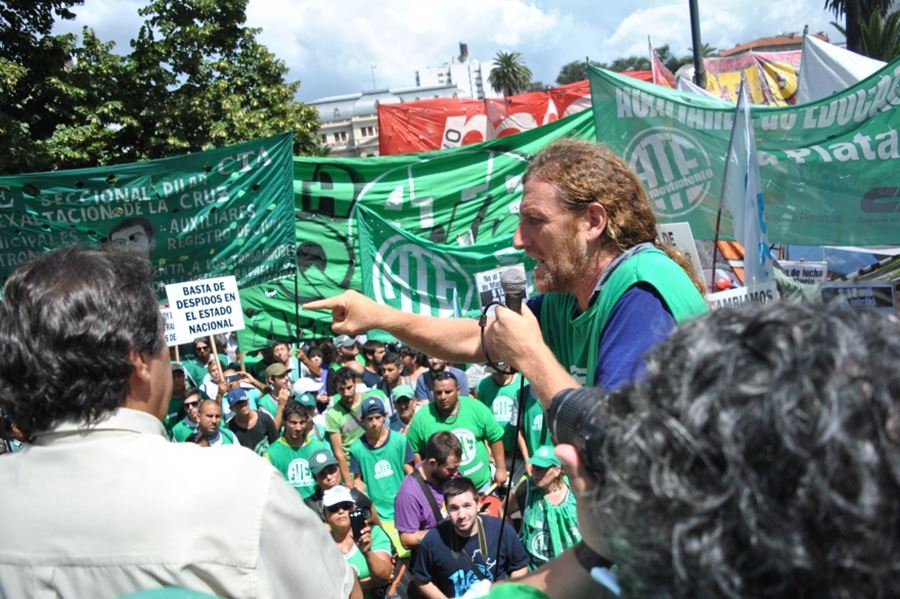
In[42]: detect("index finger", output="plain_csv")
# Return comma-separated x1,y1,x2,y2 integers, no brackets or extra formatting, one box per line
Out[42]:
303,296,341,311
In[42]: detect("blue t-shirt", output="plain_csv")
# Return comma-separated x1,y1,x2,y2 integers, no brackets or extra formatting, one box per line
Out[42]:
528,282,675,390
414,366,471,401
412,516,528,598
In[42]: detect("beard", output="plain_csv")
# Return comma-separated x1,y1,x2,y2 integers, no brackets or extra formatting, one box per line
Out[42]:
534,230,591,293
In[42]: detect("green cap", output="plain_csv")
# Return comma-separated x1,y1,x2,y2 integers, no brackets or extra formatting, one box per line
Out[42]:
528,445,560,468
293,391,317,408
392,384,415,401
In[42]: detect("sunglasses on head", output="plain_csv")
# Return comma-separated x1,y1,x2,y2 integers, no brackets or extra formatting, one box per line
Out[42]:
433,371,456,382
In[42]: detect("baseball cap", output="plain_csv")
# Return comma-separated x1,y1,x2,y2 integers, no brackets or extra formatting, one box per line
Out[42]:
226,388,249,406
309,449,339,476
528,445,561,468
293,391,316,408
362,396,386,416
392,384,414,402
334,334,356,349
322,486,355,509
265,362,291,378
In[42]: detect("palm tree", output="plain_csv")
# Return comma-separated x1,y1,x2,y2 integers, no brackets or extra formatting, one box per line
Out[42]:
824,0,893,52
488,51,533,97
831,8,900,60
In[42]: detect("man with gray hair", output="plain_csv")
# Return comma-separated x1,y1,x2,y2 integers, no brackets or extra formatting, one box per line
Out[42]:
0,246,357,598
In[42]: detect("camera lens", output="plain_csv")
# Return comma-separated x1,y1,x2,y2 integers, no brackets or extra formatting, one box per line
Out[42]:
548,387,608,474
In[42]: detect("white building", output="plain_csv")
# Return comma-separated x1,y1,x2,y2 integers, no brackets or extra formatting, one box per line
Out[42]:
310,44,499,157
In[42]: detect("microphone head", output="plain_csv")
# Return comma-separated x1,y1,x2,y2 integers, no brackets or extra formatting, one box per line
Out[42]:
500,268,527,296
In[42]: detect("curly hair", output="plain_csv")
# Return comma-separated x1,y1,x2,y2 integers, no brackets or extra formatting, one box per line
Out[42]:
596,302,900,598
0,245,163,437
524,138,704,294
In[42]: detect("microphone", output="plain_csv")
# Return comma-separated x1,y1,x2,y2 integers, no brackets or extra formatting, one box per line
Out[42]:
500,269,527,313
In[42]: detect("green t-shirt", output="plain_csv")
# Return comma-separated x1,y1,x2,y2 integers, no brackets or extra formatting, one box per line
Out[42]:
170,417,199,442
406,396,504,489
349,430,412,519
209,427,237,446
477,373,524,456
325,390,385,457
265,429,331,499
522,389,550,456
343,524,393,599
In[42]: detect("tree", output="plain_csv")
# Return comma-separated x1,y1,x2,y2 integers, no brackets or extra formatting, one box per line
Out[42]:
555,59,604,85
0,0,86,173
125,0,322,159
687,42,718,57
488,51,532,97
825,0,893,52
858,9,900,61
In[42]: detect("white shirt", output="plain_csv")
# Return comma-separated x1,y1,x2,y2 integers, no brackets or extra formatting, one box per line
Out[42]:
0,408,354,598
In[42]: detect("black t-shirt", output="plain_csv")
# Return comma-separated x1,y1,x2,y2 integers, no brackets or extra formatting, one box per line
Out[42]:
227,411,277,455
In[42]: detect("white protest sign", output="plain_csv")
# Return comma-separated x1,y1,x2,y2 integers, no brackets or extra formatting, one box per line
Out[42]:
165,276,245,341
780,260,828,285
821,283,897,316
707,281,779,311
160,307,191,347
475,264,528,315
656,222,703,278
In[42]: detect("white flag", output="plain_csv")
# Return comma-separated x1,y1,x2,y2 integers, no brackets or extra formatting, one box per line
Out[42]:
721,77,774,289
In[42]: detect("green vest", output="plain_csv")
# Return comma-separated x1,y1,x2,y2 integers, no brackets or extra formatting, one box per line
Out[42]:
519,478,581,571
539,248,707,386
349,430,410,519
265,430,330,498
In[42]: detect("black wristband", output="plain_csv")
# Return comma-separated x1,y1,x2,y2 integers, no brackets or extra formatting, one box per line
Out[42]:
573,541,613,572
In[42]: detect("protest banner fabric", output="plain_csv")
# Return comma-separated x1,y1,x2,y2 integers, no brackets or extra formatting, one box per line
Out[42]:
356,205,534,318
588,61,900,246
703,51,802,105
377,99,488,155
0,133,296,294
237,109,595,347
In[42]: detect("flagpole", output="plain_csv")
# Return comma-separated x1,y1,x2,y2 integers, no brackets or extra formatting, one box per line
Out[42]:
711,76,747,291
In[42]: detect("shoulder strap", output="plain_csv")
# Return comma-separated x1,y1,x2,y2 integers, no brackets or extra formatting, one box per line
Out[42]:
452,516,491,581
413,468,443,523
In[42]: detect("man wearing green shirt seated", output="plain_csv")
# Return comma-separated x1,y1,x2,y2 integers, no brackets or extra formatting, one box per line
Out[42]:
407,371,507,492
265,395,330,499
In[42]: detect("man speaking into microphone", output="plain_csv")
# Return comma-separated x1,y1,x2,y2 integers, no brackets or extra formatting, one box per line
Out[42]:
306,138,707,408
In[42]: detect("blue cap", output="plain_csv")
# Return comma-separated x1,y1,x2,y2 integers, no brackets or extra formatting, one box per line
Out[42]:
362,395,386,416
225,388,249,406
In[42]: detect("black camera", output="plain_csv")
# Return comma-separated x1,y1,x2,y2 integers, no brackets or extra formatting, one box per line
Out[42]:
547,387,609,474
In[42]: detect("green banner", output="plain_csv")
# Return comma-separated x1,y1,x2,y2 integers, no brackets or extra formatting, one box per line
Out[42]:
238,109,595,348
357,205,534,318
0,133,296,295
588,61,900,245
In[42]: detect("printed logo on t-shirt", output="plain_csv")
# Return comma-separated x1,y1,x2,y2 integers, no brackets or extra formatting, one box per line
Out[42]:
531,414,543,431
374,459,395,479
254,438,270,456
287,458,313,487
452,428,478,466
568,365,587,386
530,531,550,561
492,396,515,424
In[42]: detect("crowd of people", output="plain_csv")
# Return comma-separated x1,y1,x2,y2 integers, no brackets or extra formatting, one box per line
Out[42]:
1,136,898,599
158,330,570,598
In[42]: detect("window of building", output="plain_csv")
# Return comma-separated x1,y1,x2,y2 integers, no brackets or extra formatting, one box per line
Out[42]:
333,107,341,117
321,134,328,143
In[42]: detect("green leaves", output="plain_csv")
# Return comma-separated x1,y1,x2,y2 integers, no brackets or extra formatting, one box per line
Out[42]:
0,0,322,175
488,51,533,97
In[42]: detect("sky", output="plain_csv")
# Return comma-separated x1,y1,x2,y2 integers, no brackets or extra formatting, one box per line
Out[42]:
54,0,842,103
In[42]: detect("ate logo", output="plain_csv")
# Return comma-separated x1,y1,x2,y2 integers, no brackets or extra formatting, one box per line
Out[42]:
374,459,395,480
530,531,550,560
624,127,713,217
372,234,473,317
491,396,516,423
287,458,313,486
452,428,479,466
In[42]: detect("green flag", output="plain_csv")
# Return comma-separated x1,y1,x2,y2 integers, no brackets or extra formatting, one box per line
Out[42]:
0,133,296,294
356,205,535,318
588,61,900,245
